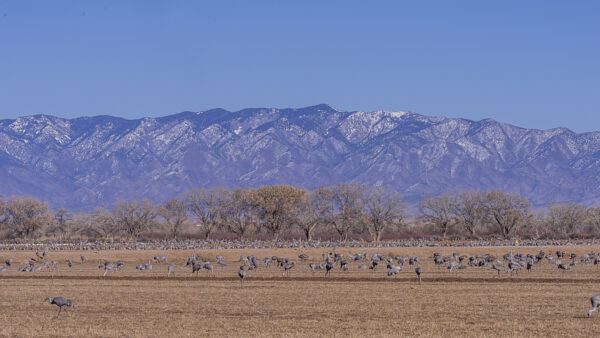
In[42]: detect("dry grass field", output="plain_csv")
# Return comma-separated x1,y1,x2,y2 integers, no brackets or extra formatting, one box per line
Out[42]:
2,245,600,337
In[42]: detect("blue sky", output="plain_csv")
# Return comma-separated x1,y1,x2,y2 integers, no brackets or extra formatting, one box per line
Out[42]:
0,1,598,132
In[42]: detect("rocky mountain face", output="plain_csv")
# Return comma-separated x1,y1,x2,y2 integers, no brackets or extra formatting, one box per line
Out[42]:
1,104,599,210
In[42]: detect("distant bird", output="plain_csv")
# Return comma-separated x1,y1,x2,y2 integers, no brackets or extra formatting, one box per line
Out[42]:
282,261,296,277
298,253,309,260
589,293,600,317
387,265,402,277
80,255,85,264
44,296,74,317
238,266,246,288
325,262,334,277
0,265,6,272
67,259,72,268
308,263,316,275
5,258,12,267
415,267,422,284
526,260,533,272
167,264,178,277
203,262,215,276
190,263,202,277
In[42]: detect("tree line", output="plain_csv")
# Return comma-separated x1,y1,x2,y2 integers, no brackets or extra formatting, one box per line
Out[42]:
1,185,599,240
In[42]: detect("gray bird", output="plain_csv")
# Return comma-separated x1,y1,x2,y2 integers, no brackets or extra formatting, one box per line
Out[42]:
167,264,178,277
44,296,74,317
415,267,422,284
589,292,600,317
238,265,246,288
80,255,85,264
203,262,215,277
67,259,72,268
282,261,296,277
5,258,12,267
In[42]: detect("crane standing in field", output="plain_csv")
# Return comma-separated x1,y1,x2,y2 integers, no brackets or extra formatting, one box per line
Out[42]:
44,296,74,317
167,264,178,277
588,292,600,317
415,267,422,284
238,265,246,288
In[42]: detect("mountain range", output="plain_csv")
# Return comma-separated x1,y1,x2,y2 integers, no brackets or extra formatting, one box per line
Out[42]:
1,104,599,211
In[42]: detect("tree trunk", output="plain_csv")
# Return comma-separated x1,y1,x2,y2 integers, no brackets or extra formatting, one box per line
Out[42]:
304,228,312,241
442,222,448,239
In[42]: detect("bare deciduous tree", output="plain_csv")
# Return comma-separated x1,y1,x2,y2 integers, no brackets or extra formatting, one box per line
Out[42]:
484,190,531,239
454,191,487,237
295,188,330,241
0,197,53,238
186,187,228,240
546,203,587,236
418,193,457,239
329,183,365,241
113,199,157,238
223,188,255,239
158,198,188,239
363,187,405,242
251,185,306,239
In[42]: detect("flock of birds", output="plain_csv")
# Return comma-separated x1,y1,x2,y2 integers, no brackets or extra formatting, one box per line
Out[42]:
2,246,600,318
2,239,600,252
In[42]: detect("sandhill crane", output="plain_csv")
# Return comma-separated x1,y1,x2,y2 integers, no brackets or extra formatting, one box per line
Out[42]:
558,263,569,273
80,255,85,264
185,254,197,267
153,256,168,264
5,258,12,267
282,261,296,277
67,259,72,268
588,293,600,317
0,266,5,272
325,262,334,277
308,263,316,275
190,263,202,277
339,259,348,272
415,267,422,284
44,296,74,317
491,264,505,275
387,264,403,278
299,253,308,260
250,256,259,269
167,264,177,277
203,262,215,276
103,262,117,276
238,266,246,288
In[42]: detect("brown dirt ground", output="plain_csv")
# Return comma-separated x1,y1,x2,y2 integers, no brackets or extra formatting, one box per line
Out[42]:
1,245,600,337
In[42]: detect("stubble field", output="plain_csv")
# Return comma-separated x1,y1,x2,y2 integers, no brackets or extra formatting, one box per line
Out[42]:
2,245,600,337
